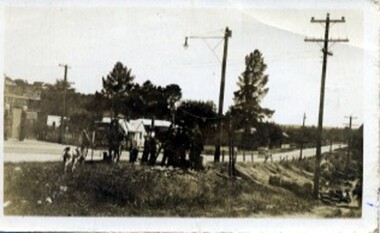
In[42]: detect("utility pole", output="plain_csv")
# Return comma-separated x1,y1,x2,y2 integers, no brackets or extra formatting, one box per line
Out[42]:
215,27,232,162
344,115,357,169
228,115,236,177
299,113,306,161
58,64,70,144
305,13,348,198
184,27,232,162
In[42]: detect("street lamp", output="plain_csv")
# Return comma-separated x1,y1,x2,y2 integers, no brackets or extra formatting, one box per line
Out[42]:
183,27,232,162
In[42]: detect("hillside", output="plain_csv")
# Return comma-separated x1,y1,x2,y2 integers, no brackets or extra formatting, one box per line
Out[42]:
4,150,361,217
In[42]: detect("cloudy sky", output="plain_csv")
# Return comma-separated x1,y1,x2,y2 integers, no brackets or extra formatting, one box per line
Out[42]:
3,0,376,127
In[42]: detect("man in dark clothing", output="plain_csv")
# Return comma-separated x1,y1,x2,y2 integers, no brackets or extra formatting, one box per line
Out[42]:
161,142,172,166
129,139,139,164
161,128,177,166
108,119,124,163
174,127,189,168
141,135,149,164
189,125,204,170
148,134,157,166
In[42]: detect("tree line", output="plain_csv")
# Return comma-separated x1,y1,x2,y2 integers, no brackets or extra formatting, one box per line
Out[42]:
34,49,356,149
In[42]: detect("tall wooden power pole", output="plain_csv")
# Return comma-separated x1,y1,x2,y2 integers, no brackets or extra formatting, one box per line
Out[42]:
58,64,70,144
184,27,232,162
215,27,232,162
305,13,348,198
344,115,357,168
299,113,306,161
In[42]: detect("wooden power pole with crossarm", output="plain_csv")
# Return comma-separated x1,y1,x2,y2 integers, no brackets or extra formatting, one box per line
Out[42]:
305,13,348,199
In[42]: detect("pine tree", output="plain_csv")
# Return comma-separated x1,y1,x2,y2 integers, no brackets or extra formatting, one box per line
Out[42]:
101,62,135,118
231,50,274,147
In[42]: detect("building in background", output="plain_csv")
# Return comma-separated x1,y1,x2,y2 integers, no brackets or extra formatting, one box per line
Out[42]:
4,76,42,140
100,117,171,149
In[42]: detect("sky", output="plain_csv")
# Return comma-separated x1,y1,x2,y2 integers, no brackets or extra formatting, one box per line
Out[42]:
2,1,375,127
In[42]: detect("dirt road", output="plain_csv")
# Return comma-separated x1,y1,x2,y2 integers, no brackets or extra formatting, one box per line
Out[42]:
225,144,345,163
4,139,346,163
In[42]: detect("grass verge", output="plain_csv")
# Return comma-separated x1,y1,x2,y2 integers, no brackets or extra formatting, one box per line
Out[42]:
5,161,315,217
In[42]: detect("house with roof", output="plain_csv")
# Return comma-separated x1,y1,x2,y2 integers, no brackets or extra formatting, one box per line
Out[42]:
99,117,172,149
101,117,129,135
101,117,146,149
4,76,41,140
136,118,171,131
128,120,147,149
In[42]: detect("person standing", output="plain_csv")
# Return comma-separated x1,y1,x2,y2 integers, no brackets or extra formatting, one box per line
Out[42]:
79,129,91,159
148,133,157,166
189,125,204,170
141,135,149,164
161,128,176,166
108,119,123,163
129,139,139,164
175,127,189,168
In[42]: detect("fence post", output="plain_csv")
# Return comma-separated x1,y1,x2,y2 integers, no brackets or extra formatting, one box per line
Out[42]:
251,153,254,163
222,149,225,162
243,150,246,162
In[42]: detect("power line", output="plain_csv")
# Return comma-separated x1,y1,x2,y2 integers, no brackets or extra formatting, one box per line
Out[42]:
177,107,225,121
202,38,223,64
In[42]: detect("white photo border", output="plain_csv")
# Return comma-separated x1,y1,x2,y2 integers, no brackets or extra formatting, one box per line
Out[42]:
0,0,378,232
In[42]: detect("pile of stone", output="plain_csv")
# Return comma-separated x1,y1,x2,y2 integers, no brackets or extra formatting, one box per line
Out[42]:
268,175,312,196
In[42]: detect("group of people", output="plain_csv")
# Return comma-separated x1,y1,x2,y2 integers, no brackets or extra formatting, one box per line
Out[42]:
126,124,204,170
104,118,205,169
160,125,204,169
65,118,205,171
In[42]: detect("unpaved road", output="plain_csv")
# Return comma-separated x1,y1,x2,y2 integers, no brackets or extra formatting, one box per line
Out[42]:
231,143,345,163
4,139,346,163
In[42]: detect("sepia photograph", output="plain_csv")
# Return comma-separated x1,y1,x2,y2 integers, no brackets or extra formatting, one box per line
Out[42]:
1,0,379,232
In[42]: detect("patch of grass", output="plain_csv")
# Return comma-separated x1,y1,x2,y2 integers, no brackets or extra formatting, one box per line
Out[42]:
4,161,316,217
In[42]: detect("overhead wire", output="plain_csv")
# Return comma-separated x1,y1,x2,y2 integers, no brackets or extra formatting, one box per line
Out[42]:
196,28,225,37
202,38,223,64
177,107,225,121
